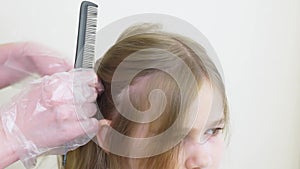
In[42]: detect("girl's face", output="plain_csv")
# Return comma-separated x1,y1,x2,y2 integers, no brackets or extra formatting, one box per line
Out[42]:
178,81,225,169
181,129,225,169
97,81,225,169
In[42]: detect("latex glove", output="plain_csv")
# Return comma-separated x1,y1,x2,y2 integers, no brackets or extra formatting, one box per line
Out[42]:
0,42,72,88
0,69,102,168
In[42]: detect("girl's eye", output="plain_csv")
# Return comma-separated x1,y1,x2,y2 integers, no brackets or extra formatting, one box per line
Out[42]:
204,127,224,137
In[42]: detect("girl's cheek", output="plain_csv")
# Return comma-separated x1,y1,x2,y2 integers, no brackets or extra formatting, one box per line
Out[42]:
213,135,226,163
208,135,225,157
207,133,225,144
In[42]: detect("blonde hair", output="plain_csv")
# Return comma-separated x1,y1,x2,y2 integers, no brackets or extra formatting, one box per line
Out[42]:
65,23,229,169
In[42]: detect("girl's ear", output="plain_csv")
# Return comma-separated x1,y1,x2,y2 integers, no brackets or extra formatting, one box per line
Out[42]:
96,119,112,153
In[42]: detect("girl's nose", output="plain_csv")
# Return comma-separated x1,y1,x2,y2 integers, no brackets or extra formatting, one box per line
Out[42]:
184,143,212,169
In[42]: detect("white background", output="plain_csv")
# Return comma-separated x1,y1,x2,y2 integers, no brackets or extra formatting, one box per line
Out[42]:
0,0,299,169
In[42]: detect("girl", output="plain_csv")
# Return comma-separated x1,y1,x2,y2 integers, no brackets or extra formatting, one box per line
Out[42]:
66,23,229,169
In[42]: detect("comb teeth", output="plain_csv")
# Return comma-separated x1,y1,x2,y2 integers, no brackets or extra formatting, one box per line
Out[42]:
82,5,97,68
75,1,98,69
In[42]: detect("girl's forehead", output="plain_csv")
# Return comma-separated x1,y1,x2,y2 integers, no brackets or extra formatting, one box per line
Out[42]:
184,81,224,131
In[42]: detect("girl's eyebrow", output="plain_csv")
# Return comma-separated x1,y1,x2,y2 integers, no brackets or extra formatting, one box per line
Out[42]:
176,117,225,136
206,117,225,128
185,117,225,134
190,117,225,132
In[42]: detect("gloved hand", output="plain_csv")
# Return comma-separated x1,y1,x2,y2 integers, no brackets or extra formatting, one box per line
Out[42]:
0,42,72,88
0,69,102,168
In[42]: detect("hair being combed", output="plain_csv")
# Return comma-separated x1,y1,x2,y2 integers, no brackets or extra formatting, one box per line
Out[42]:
65,23,229,169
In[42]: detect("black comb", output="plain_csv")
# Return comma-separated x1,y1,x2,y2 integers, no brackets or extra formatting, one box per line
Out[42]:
74,1,98,68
